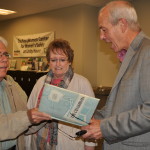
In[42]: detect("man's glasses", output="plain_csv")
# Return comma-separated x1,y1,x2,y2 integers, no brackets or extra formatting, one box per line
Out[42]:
50,58,68,63
0,52,11,59
58,113,89,140
70,113,89,125
58,128,86,140
58,128,77,140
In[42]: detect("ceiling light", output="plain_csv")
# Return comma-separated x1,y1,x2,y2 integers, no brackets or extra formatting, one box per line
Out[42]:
0,9,16,15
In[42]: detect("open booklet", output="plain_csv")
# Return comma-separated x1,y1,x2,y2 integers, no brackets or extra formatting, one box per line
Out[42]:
39,83,100,126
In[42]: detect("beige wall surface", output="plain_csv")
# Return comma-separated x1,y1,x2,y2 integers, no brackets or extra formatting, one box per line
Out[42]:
133,0,150,36
2,0,149,88
96,0,150,87
0,4,103,87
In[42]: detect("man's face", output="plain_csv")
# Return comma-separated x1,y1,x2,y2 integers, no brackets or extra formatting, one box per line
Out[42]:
98,10,124,53
0,42,9,81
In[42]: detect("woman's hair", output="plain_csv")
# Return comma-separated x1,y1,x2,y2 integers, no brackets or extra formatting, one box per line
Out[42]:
99,1,141,32
46,39,74,64
0,36,8,47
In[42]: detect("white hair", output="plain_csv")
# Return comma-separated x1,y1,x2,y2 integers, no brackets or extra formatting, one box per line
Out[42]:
0,36,8,47
99,1,141,31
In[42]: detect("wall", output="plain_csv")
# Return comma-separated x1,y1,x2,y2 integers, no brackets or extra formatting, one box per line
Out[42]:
0,4,122,87
133,0,150,36
0,4,102,87
96,0,150,87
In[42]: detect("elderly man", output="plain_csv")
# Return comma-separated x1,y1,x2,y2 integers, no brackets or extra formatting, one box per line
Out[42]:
82,1,150,150
0,36,51,150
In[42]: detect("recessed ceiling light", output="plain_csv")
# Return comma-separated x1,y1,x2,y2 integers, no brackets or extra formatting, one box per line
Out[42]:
0,9,16,15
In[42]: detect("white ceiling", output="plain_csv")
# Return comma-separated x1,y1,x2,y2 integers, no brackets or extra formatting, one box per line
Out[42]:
0,0,112,21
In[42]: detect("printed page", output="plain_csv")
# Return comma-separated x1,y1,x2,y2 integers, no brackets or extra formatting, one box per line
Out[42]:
39,83,100,126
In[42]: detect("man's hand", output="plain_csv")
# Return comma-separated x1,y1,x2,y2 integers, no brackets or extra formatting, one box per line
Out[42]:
81,118,103,140
27,108,51,124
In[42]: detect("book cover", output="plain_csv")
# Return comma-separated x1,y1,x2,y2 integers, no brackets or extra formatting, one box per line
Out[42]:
39,83,100,126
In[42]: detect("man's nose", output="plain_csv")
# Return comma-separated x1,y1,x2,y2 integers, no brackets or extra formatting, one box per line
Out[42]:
100,32,106,40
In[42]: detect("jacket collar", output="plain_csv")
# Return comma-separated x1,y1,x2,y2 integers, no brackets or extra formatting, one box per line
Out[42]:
110,31,145,93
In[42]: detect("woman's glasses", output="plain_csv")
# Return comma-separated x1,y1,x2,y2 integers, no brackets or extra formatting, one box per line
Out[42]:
50,58,68,63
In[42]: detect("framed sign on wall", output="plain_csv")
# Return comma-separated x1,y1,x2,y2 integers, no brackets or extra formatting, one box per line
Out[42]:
13,31,54,57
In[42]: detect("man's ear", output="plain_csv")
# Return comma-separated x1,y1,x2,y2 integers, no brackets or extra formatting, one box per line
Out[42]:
119,18,128,33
